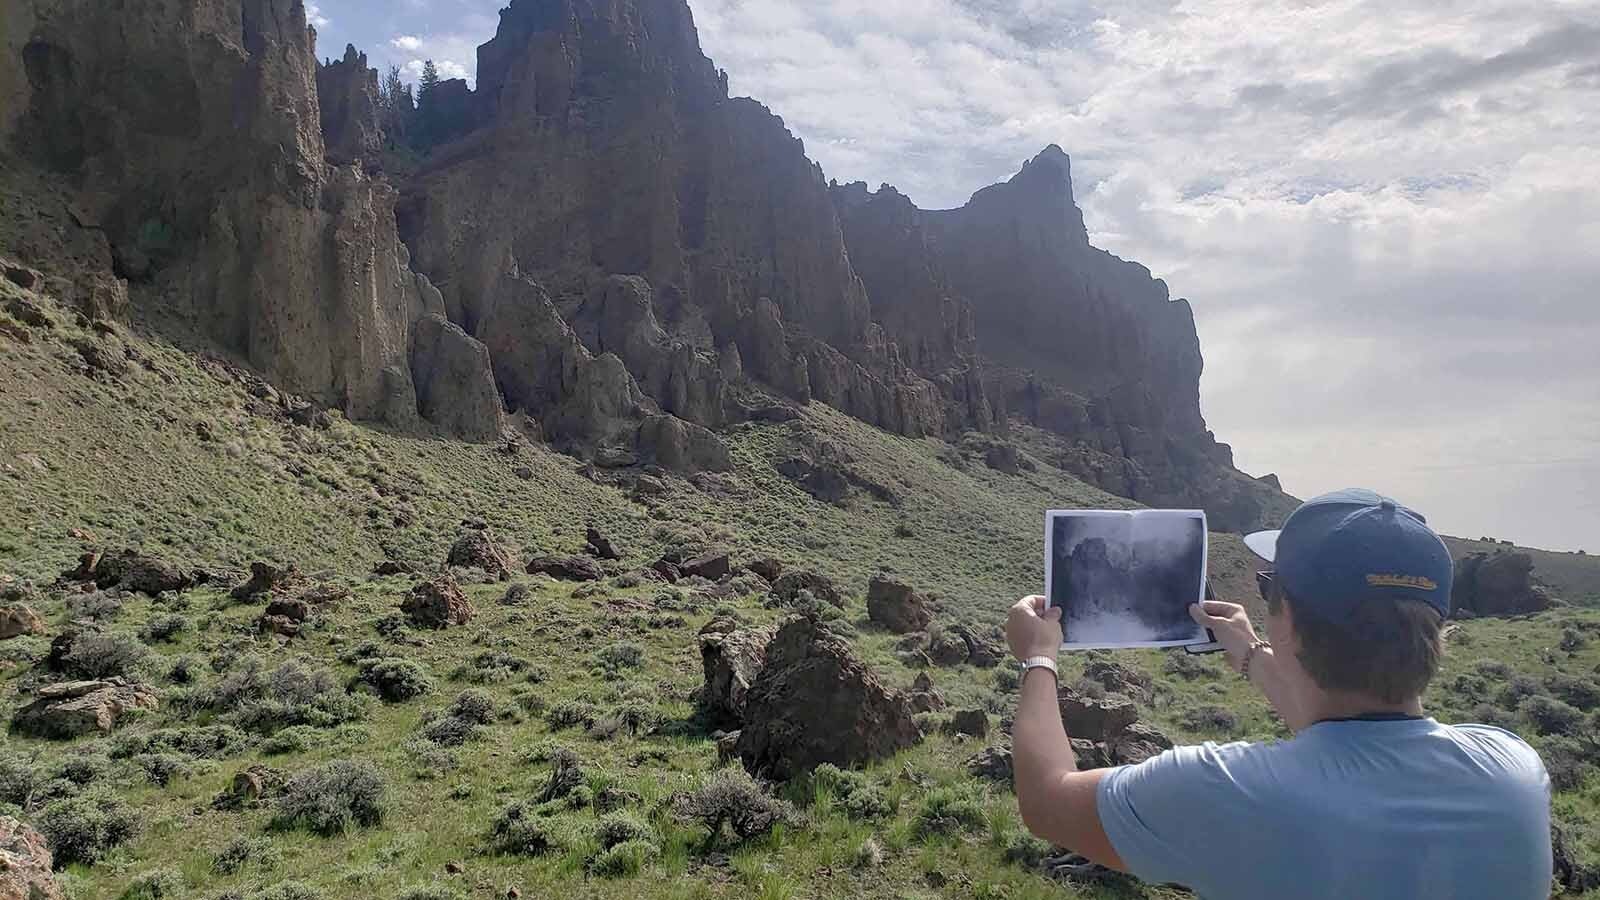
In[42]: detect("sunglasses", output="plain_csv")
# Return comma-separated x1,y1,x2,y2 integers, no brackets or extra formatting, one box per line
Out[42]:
1256,571,1275,604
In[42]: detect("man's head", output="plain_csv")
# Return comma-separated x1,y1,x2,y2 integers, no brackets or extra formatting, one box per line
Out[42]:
1245,489,1452,705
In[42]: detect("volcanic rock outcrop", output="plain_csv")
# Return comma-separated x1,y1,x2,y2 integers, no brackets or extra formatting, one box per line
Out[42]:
2,0,1296,529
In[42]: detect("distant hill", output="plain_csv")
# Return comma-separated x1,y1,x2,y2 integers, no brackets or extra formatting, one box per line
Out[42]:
1444,536,1600,608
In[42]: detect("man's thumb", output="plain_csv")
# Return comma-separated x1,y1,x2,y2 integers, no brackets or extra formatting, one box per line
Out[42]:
1189,602,1224,624
1042,606,1062,622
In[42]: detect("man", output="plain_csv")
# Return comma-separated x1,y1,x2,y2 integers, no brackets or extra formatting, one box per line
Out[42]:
1007,488,1551,899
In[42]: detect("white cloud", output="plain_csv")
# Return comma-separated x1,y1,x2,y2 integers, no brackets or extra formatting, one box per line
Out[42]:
306,2,329,29
391,35,423,52
401,58,472,84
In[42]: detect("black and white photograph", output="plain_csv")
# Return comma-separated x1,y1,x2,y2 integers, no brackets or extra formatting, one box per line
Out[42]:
1045,509,1209,649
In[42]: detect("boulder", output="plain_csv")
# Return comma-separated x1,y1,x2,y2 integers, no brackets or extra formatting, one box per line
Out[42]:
402,575,474,628
735,617,921,779
230,562,303,603
770,570,845,609
680,550,730,581
966,745,1013,784
649,560,681,583
585,526,620,561
299,583,352,607
907,671,946,713
985,444,1021,474
0,817,63,900
447,530,514,580
1058,686,1139,742
12,678,158,738
258,597,310,636
697,619,774,730
526,555,603,582
927,631,970,667
213,764,286,811
1070,738,1114,770
0,605,45,640
84,549,191,595
949,708,989,738
953,624,1004,668
1111,722,1174,765
411,314,506,442
1081,657,1154,702
745,557,784,582
866,576,932,633
1452,552,1552,617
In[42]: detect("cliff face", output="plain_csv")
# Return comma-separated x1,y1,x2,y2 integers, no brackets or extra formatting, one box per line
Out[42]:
1,0,1291,528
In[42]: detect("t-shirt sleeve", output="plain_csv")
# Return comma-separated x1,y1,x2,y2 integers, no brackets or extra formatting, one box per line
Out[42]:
1096,743,1252,886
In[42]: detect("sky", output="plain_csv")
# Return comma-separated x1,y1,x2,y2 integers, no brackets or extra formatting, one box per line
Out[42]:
316,0,1600,553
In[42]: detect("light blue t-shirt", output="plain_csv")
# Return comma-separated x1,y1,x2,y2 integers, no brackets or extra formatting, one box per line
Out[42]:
1097,718,1551,899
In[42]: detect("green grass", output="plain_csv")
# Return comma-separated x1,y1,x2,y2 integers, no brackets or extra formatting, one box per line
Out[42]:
3,272,1600,898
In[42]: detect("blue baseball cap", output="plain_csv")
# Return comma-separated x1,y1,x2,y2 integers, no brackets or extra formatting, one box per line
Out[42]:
1243,488,1453,618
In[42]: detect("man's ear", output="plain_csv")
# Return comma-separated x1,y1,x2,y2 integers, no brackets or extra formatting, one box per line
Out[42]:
1274,591,1302,654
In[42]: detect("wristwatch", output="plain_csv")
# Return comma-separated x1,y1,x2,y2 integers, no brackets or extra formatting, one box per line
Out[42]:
1020,656,1059,679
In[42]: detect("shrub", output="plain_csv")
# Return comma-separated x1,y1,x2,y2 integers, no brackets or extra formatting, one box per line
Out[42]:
212,835,281,874
1560,628,1588,653
1177,705,1241,734
111,725,249,760
674,768,796,844
58,632,147,679
404,738,460,780
547,700,599,731
589,839,659,877
1163,652,1218,680
1521,695,1583,736
421,716,479,747
537,749,586,804
913,786,986,838
38,793,138,866
1003,831,1054,868
1496,675,1543,709
55,753,110,786
139,614,189,644
594,811,657,850
1474,659,1513,679
810,764,892,820
396,887,461,900
167,655,201,684
487,802,566,856
1539,737,1596,792
250,882,324,900
595,642,645,672
65,592,123,622
198,660,364,734
589,701,660,739
446,689,496,724
1544,674,1600,711
134,753,192,787
852,836,884,869
357,658,433,702
1469,703,1520,730
118,868,184,899
992,667,1020,692
260,725,323,755
272,760,386,834
456,650,536,684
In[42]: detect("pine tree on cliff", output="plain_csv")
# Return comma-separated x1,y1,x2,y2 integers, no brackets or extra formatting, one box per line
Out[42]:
416,60,442,149
419,60,440,95
379,65,414,148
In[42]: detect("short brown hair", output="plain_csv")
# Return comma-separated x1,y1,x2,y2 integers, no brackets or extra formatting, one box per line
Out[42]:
1266,584,1443,704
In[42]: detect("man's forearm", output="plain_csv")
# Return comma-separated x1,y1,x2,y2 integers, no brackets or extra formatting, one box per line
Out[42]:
1012,667,1076,826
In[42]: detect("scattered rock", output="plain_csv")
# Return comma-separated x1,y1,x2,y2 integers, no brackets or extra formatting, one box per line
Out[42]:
714,730,742,765
230,562,302,603
866,576,933,633
770,570,845,608
1452,552,1552,618
447,530,514,580
500,583,531,606
0,816,63,900
735,617,921,779
402,575,474,629
299,583,351,607
927,631,970,667
1081,657,1153,702
0,604,45,640
373,560,416,577
966,745,1013,784
585,526,620,561
1111,722,1173,765
649,560,681,583
907,671,946,713
948,708,989,738
214,764,286,810
953,624,1004,668
526,555,603,582
1058,686,1139,743
1070,738,1113,770
73,549,191,595
680,550,730,581
745,557,784,582
984,444,1021,474
698,619,774,730
12,678,158,738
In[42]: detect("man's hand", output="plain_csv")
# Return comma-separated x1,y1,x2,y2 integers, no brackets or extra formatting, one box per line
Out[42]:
1189,600,1262,673
1007,595,1063,661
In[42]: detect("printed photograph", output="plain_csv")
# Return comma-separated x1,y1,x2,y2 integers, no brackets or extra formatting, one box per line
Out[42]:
1047,510,1209,648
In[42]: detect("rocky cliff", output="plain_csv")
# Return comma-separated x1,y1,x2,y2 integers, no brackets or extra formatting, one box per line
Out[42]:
0,0,1293,529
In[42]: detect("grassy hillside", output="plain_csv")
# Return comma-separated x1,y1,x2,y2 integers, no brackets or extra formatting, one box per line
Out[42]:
4,273,1600,899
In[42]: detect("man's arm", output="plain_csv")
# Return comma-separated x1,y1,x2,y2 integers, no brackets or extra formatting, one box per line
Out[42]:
1005,595,1125,870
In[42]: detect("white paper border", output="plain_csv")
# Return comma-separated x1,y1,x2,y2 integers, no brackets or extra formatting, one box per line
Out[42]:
1043,508,1209,650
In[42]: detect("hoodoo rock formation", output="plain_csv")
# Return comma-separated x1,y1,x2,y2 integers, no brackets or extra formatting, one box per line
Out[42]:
0,0,1296,530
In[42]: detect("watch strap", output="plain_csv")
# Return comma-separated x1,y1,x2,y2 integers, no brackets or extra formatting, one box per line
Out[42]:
1020,656,1059,678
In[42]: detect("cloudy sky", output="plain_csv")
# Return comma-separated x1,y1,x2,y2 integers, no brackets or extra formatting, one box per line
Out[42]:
318,0,1600,552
